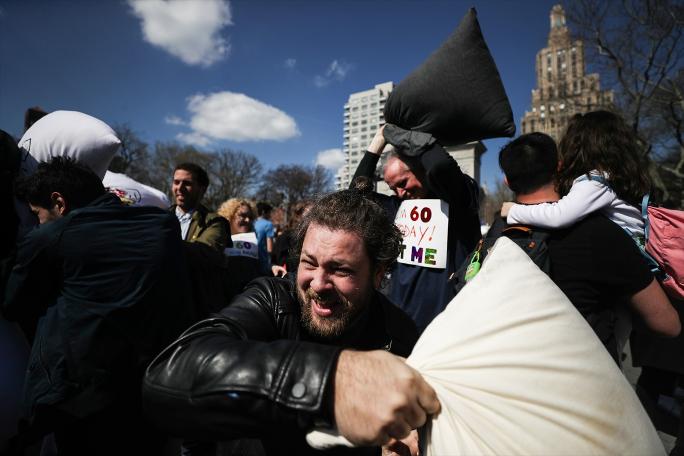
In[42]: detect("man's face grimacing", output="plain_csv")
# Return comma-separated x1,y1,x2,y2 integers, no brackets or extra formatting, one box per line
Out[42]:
296,223,384,339
383,157,427,200
172,169,205,212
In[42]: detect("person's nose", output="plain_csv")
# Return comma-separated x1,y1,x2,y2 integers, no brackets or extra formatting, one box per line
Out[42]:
310,268,333,294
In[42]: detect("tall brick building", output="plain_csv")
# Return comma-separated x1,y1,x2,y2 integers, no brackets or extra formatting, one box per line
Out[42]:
521,4,613,141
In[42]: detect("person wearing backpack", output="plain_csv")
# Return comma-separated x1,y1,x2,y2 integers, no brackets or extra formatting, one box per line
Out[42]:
500,111,683,301
490,132,680,365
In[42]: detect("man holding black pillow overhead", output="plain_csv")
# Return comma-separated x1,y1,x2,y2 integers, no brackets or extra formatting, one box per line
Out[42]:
352,8,515,331
352,125,481,333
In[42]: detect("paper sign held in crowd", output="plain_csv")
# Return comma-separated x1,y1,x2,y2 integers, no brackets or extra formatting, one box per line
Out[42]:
394,199,449,269
225,232,259,259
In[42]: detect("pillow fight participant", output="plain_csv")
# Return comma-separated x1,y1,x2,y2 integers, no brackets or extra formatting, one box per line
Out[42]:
143,190,437,456
272,200,312,276
254,201,276,275
501,110,651,242
351,125,481,332
497,133,680,364
218,197,255,235
171,162,229,252
3,157,195,455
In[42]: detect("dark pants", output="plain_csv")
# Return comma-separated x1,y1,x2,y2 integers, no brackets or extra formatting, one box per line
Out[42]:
51,406,166,456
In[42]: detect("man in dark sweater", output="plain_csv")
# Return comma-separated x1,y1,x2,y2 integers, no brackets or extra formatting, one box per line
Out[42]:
4,157,195,455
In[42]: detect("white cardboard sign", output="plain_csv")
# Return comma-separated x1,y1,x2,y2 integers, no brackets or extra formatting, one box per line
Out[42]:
394,199,449,269
225,232,259,259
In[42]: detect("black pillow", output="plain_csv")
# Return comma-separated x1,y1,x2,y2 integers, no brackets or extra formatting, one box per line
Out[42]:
383,8,515,146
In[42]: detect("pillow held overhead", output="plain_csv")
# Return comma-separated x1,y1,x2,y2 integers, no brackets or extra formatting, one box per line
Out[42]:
18,110,120,180
383,8,515,146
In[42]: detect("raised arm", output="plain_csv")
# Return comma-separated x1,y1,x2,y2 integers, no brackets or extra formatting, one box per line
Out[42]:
418,142,479,213
351,125,387,184
506,179,615,228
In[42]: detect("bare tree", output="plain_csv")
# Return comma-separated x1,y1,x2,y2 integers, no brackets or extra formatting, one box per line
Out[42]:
480,180,514,226
144,142,264,210
205,149,263,209
256,164,332,213
147,142,209,197
109,124,152,184
566,0,684,207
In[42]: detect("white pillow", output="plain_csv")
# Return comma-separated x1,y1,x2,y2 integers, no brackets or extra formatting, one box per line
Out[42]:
18,110,120,180
410,237,663,455
103,171,170,209
307,237,663,455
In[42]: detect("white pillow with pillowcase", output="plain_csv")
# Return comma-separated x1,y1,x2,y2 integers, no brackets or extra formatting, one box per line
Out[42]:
103,171,170,209
18,110,120,180
410,236,663,456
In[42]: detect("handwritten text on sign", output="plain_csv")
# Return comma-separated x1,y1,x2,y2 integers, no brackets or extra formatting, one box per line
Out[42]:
225,232,259,259
394,199,449,269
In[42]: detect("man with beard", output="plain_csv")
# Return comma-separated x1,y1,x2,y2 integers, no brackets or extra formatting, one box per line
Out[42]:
143,190,438,455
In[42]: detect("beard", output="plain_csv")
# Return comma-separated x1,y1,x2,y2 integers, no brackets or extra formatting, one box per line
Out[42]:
297,286,367,340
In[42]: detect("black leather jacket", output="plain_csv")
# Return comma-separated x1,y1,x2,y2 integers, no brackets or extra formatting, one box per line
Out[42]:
143,276,418,454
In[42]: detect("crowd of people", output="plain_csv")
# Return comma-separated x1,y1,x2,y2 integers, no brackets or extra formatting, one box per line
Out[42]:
0,103,682,456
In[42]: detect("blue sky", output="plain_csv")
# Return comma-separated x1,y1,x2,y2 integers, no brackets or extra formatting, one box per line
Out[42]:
0,0,561,190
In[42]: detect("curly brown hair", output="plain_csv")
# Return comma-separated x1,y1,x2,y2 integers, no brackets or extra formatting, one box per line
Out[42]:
556,111,651,205
294,190,401,274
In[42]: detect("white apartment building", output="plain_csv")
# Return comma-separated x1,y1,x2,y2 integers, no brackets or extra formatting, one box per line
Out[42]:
335,81,394,190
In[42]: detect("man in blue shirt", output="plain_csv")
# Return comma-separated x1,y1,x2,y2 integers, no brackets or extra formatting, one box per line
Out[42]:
254,201,276,275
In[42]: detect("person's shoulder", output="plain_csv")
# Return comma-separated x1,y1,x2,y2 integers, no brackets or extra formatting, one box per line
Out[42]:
232,276,298,314
568,212,619,232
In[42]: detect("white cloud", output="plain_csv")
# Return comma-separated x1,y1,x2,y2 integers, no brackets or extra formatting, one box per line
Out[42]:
165,115,186,126
316,148,345,170
177,131,212,147
284,58,297,69
128,0,232,67
179,91,299,142
314,59,353,87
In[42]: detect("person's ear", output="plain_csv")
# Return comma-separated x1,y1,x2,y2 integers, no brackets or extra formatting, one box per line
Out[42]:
503,175,510,188
50,192,67,215
373,265,386,289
